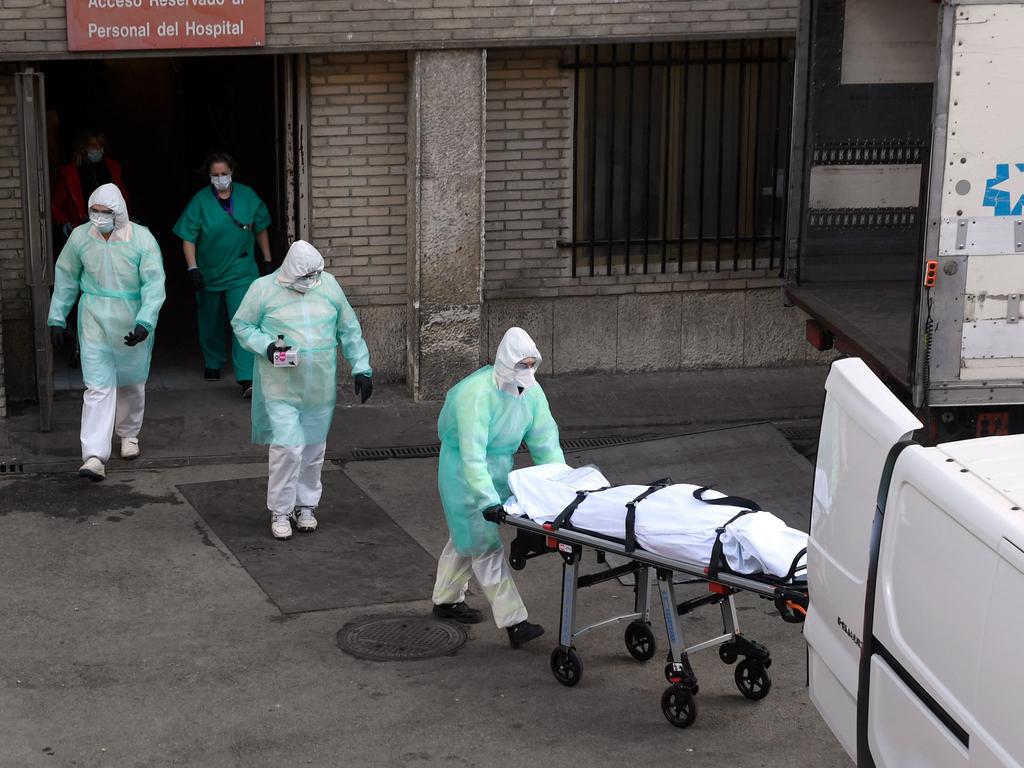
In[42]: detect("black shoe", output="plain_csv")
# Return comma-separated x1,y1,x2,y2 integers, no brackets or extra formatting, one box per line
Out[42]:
507,620,545,648
239,380,253,399
204,368,221,381
432,602,483,624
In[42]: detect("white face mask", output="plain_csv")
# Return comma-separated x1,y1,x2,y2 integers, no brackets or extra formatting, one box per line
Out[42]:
513,365,537,391
289,275,320,294
89,211,115,234
211,174,232,192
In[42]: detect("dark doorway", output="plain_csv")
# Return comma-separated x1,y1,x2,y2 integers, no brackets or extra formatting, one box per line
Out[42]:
42,54,287,390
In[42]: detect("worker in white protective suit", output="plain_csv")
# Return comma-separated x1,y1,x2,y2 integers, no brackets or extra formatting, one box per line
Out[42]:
432,327,565,648
231,240,373,540
47,183,166,481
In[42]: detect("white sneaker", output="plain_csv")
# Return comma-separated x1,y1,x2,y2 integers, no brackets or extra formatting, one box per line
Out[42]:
78,457,105,481
120,437,140,460
295,507,318,532
271,512,293,540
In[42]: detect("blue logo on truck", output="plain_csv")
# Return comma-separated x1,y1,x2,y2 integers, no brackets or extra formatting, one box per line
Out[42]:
983,163,1024,215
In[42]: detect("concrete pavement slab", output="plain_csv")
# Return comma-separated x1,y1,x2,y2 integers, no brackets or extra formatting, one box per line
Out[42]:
177,469,437,613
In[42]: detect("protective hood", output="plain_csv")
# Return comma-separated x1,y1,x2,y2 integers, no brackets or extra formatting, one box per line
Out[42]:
88,183,129,232
493,327,542,394
277,240,325,292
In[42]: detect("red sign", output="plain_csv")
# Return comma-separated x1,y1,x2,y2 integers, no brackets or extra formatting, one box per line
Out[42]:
66,0,265,52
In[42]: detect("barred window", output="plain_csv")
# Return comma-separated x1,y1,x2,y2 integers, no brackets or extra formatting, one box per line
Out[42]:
567,40,795,276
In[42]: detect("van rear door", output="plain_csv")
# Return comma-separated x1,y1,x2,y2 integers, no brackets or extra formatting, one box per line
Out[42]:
806,358,921,761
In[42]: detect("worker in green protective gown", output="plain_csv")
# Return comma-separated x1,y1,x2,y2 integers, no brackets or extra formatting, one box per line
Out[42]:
231,240,373,541
173,152,272,398
47,183,166,482
431,327,564,648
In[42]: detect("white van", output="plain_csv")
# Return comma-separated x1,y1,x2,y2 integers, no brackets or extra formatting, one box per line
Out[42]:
807,358,1024,766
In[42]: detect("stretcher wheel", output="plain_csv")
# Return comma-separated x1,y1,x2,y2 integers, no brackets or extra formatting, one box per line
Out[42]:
734,659,772,701
509,554,526,570
624,621,656,662
718,644,738,665
550,646,583,687
660,684,697,729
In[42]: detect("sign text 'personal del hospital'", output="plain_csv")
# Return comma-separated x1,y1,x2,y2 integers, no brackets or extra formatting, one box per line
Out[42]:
67,0,265,51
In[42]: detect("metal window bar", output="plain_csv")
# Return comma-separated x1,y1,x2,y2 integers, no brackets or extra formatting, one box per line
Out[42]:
566,39,794,277
675,41,689,274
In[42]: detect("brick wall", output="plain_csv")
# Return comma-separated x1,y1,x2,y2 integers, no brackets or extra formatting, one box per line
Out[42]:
308,51,408,379
484,46,790,301
0,70,23,415
0,0,799,59
484,47,573,300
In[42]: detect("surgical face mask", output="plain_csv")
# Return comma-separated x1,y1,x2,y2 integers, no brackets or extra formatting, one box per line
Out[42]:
513,363,537,390
211,174,232,192
89,210,115,234
86,148,104,164
290,273,321,294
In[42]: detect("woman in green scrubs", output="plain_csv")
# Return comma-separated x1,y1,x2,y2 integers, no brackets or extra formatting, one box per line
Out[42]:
173,152,272,397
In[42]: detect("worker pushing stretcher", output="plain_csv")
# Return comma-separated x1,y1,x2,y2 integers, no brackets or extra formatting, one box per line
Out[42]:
485,461,809,729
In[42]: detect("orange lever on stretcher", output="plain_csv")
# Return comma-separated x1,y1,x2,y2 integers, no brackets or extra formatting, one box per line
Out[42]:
924,260,938,288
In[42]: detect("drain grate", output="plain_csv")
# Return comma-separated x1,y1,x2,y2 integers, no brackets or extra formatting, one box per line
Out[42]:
776,424,820,442
350,444,441,460
336,615,468,661
559,435,652,451
349,434,653,461
0,460,25,474
777,422,821,462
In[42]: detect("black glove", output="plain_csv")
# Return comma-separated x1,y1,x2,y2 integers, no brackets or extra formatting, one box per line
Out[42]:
49,326,65,350
353,373,373,404
482,505,506,524
189,268,205,290
266,342,292,363
123,324,149,347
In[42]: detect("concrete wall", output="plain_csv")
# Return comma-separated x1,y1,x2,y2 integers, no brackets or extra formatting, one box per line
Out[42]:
485,287,819,374
308,51,408,381
0,1,800,60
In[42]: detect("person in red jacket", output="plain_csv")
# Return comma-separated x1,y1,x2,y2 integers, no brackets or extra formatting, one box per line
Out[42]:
52,132,129,241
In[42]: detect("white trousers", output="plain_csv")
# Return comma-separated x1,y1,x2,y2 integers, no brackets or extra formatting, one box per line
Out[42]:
267,442,327,515
432,538,528,628
80,384,146,463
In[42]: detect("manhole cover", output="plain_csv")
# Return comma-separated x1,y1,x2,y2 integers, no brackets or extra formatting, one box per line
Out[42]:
336,615,468,661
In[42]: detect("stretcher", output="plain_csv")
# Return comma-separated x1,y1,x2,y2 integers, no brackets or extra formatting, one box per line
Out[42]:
495,465,809,729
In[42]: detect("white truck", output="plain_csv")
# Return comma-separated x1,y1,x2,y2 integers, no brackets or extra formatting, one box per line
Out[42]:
807,356,1024,766
786,0,1024,442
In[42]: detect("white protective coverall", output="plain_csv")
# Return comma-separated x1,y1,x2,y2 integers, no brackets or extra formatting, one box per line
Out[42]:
47,183,166,463
432,328,565,628
231,240,371,518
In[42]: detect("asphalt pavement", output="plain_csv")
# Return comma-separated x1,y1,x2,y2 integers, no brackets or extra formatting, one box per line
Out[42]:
0,364,849,767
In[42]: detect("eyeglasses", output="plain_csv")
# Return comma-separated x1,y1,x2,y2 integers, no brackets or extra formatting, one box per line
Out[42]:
299,270,323,280
514,361,537,370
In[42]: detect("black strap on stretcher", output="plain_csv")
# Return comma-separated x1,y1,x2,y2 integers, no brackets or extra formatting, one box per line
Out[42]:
693,486,761,581
624,477,674,553
550,476,674,554
551,486,611,529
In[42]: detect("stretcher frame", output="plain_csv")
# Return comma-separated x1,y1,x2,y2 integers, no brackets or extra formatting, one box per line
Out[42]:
499,514,808,729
